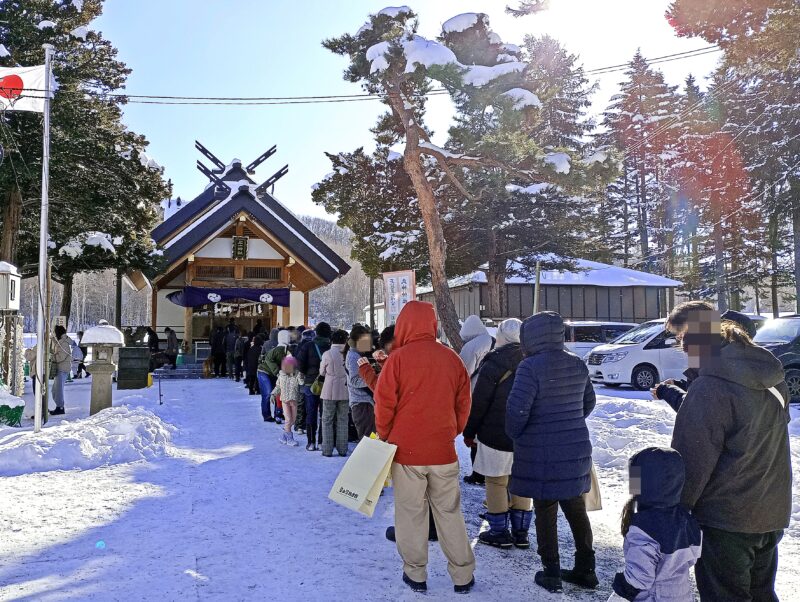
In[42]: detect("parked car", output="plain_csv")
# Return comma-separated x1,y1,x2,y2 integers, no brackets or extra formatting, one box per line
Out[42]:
564,321,637,358
752,315,800,402
586,319,687,390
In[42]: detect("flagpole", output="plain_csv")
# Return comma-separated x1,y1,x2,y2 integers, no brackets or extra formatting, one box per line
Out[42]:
34,44,54,433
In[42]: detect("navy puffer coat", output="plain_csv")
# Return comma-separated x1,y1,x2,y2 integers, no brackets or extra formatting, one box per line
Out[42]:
506,312,596,501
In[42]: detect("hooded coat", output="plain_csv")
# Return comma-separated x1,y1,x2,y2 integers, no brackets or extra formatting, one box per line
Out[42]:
320,344,349,400
458,315,494,380
262,330,292,376
262,328,280,354
296,325,331,383
374,301,472,466
505,312,596,500
463,319,523,452
612,448,702,602
671,341,791,534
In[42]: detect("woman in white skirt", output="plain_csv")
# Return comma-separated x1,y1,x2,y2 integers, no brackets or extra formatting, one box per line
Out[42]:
462,318,532,549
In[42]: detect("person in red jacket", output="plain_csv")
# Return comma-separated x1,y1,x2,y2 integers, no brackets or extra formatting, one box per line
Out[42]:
374,301,475,594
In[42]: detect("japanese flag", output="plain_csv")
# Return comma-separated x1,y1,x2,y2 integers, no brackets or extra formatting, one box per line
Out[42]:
0,65,51,113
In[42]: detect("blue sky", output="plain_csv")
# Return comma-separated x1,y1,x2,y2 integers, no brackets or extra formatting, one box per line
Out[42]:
94,1,721,219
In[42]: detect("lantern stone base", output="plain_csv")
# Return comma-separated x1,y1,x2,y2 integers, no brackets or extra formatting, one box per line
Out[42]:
89,361,117,415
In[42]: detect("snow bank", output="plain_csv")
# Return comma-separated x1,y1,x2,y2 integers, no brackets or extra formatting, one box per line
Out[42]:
588,395,675,469
544,151,571,174
501,87,541,110
442,13,482,34
0,407,175,477
0,387,24,408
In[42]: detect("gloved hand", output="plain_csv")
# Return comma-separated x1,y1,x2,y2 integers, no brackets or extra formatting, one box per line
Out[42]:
463,436,475,448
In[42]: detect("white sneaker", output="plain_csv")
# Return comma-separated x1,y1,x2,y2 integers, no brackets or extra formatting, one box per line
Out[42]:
278,432,288,445
287,433,299,447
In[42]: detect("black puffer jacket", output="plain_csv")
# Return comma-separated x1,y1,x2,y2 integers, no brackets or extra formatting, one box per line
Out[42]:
296,336,331,382
463,342,523,452
506,312,596,501
671,341,791,534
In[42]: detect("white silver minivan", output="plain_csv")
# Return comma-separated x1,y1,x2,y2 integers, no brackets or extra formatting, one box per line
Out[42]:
564,321,638,358
586,319,688,390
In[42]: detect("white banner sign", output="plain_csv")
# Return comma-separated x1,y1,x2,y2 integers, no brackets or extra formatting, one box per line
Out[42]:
0,65,50,113
382,270,416,325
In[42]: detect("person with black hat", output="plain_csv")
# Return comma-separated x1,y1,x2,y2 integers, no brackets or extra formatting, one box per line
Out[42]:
296,322,332,450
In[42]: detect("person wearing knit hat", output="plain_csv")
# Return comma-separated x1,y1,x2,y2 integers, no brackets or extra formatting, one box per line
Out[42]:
721,310,757,339
463,319,532,551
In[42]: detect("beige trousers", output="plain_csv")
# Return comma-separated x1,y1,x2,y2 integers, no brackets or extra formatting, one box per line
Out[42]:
391,461,476,586
485,474,533,513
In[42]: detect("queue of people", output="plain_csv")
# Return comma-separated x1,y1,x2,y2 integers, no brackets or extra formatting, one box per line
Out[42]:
368,301,789,599
207,299,792,600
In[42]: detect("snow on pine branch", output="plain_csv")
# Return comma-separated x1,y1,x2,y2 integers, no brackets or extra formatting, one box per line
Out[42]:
543,152,571,174
418,140,467,159
59,232,117,259
501,87,541,110
442,13,482,34
366,29,526,88
0,45,9,58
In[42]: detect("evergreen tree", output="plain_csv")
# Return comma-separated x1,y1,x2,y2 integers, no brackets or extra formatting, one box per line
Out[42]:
0,0,170,317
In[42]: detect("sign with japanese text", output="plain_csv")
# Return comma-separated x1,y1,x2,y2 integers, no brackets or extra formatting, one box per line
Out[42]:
382,270,416,325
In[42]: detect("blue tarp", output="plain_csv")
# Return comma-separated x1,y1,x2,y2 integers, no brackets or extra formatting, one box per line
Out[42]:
166,286,290,308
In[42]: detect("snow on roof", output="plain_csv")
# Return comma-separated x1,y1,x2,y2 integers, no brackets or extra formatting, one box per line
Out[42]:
417,258,682,293
160,198,187,220
81,324,125,346
0,261,19,275
501,88,541,110
442,13,482,34
544,152,571,174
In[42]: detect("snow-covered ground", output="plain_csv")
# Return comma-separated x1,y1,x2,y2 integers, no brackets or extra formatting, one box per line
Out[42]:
1,378,798,601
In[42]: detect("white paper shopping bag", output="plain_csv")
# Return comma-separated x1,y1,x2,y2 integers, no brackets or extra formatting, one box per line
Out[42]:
583,461,602,511
328,437,397,517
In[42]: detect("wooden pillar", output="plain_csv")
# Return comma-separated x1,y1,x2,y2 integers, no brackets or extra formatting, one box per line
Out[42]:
304,292,309,326
183,306,193,355
282,304,290,327
151,287,158,329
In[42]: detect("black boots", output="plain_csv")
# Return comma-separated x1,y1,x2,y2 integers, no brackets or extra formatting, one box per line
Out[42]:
463,472,485,485
478,512,513,549
402,573,427,592
454,577,475,594
50,407,65,415
535,563,563,593
561,552,599,589
509,509,533,549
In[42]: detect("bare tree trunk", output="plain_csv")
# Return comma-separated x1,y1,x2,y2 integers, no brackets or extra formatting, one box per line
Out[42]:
793,202,800,313
387,88,463,350
637,161,650,268
622,168,630,267
0,187,22,264
60,274,74,326
115,268,123,328
713,216,728,312
485,229,506,318
769,212,780,318
690,222,699,299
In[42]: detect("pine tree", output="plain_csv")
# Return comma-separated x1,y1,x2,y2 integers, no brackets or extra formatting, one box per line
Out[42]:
0,0,170,318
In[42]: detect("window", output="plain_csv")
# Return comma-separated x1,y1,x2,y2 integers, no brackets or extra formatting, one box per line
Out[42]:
574,326,602,342
244,266,282,281
602,325,635,342
196,265,234,279
9,279,15,301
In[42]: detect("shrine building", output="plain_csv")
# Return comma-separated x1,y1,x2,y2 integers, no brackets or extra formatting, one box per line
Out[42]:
150,142,350,353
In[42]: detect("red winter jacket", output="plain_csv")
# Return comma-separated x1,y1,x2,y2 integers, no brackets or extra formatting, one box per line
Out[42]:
374,301,472,465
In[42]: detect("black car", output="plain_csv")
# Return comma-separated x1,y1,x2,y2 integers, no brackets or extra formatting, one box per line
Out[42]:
753,316,800,403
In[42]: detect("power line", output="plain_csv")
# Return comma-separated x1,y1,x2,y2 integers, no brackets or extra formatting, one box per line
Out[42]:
7,46,721,106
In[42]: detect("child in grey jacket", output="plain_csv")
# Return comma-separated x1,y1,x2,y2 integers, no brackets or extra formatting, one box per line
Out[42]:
611,447,701,601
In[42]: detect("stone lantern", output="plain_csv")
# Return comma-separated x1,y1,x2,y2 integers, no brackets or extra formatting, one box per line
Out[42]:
82,324,125,415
